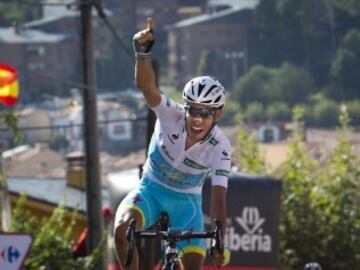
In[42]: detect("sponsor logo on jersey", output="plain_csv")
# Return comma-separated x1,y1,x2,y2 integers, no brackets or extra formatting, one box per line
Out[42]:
132,196,142,203
200,132,212,144
209,137,219,146
161,145,174,161
183,157,207,170
215,169,229,177
221,150,230,160
167,133,179,144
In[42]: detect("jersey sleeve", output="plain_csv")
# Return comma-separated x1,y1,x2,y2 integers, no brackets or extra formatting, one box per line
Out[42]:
210,140,232,188
151,94,184,123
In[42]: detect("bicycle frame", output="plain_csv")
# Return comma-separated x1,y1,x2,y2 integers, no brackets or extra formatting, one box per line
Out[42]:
125,214,223,269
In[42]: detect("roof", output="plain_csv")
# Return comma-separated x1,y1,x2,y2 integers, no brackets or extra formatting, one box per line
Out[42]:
0,27,65,44
25,6,78,28
169,6,253,29
208,0,259,9
3,144,66,178
7,176,109,212
25,6,112,29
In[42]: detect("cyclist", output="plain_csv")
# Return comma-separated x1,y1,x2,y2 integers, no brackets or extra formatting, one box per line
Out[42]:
114,17,231,270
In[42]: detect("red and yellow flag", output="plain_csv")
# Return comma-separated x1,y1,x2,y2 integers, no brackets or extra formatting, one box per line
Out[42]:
0,63,19,106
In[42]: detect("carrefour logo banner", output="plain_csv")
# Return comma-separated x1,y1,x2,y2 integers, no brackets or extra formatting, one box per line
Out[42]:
0,234,32,270
202,173,282,269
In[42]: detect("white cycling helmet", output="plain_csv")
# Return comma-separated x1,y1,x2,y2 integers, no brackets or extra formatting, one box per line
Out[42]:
182,76,226,108
304,262,322,270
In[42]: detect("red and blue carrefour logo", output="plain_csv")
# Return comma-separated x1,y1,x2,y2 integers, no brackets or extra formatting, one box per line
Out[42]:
1,245,21,263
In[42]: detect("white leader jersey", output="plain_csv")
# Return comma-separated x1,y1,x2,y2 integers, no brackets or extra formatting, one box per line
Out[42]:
142,95,232,195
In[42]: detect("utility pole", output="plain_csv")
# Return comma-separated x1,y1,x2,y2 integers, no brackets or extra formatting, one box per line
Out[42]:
80,0,104,269
0,142,11,231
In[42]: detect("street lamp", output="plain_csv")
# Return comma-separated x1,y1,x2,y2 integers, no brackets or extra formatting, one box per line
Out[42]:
224,50,248,89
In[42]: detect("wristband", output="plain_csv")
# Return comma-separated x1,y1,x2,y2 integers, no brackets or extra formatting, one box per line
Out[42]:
135,52,151,61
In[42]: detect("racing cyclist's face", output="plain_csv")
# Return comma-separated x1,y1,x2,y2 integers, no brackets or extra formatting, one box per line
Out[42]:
185,103,222,143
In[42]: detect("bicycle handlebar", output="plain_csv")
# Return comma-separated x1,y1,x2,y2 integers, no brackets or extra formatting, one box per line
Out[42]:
125,218,223,267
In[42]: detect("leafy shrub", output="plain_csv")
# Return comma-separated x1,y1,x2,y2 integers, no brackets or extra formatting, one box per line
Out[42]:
265,102,291,121
233,106,360,269
232,114,266,173
245,102,265,122
277,107,360,269
9,195,105,270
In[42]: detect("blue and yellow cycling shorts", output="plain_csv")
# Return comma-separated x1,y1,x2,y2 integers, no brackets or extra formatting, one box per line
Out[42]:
116,177,206,257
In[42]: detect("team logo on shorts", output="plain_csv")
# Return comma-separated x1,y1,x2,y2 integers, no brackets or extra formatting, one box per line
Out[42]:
132,196,142,203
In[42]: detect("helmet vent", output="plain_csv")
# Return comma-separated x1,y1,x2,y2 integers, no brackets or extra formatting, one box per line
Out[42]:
214,96,221,103
186,95,195,101
204,85,217,97
197,83,206,96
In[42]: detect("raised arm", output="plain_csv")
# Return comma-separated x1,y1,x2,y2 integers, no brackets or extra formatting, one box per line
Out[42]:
133,17,161,108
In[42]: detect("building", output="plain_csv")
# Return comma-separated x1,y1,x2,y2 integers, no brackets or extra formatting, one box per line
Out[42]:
0,5,116,102
0,95,147,155
4,152,110,241
2,144,66,178
167,6,256,88
0,25,68,102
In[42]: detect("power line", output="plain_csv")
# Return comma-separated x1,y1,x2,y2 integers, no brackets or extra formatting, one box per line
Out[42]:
93,1,134,60
0,116,147,132
9,0,89,7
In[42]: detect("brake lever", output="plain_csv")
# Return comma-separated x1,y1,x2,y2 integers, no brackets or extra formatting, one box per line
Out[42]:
125,219,136,267
210,219,224,258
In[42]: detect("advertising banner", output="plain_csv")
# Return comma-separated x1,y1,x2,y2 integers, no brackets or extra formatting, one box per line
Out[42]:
0,233,32,270
202,173,282,269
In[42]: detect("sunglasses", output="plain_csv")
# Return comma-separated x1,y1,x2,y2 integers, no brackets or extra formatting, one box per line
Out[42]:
184,106,216,118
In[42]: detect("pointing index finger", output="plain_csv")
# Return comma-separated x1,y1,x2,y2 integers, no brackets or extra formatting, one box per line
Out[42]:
147,17,154,31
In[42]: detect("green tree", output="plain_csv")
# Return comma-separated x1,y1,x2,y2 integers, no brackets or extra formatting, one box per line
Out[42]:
232,114,266,173
265,102,291,121
250,0,360,88
233,65,278,106
328,29,360,100
233,63,315,107
250,0,284,66
221,99,241,126
276,62,315,106
245,102,265,122
346,100,360,126
312,97,339,127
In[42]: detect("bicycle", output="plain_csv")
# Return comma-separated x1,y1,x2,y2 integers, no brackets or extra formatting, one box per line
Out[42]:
125,212,224,270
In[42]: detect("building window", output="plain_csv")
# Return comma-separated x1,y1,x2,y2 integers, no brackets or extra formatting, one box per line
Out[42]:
114,125,125,134
26,45,46,56
109,122,131,140
27,62,45,71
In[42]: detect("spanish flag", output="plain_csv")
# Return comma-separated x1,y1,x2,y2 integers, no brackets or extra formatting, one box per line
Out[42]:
0,63,19,106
